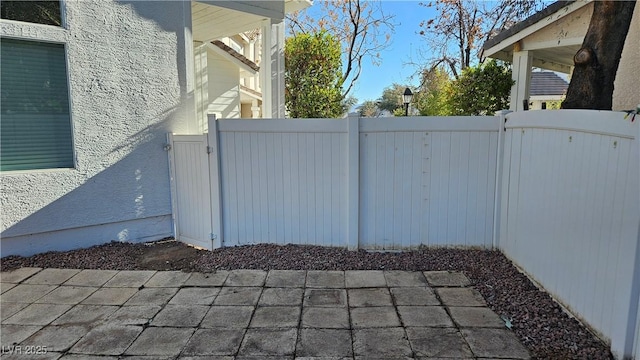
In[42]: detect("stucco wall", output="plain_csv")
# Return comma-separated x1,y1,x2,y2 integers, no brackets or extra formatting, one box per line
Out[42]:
1,1,196,256
613,3,640,111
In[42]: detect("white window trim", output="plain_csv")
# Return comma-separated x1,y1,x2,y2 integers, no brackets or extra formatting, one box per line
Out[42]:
0,1,77,173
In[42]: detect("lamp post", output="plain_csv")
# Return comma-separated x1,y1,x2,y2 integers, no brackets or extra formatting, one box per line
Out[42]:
403,87,413,116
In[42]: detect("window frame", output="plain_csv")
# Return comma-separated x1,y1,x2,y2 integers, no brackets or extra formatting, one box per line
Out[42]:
0,0,76,173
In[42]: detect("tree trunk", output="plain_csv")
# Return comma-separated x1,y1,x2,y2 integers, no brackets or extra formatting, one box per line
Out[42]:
562,1,635,110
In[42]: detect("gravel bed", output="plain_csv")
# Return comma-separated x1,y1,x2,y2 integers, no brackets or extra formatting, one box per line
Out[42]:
0,240,612,359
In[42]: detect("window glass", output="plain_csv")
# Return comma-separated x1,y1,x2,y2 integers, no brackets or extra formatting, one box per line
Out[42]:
1,38,73,171
0,1,62,26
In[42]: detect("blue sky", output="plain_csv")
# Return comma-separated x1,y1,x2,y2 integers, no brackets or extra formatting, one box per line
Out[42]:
295,1,438,103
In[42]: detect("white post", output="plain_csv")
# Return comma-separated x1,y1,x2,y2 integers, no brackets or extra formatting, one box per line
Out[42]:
510,48,532,112
492,110,510,249
261,18,286,118
193,43,208,131
207,114,223,248
180,1,197,133
347,114,360,250
622,117,640,357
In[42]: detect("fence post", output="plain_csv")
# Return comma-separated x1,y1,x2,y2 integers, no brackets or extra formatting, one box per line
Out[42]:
492,110,510,249
347,114,360,250
207,114,223,248
624,116,640,358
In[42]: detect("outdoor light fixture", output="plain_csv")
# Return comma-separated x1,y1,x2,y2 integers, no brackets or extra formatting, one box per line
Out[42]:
403,87,413,116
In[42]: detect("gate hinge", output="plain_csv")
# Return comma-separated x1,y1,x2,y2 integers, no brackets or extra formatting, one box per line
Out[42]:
210,233,217,240
164,144,172,151
206,146,213,154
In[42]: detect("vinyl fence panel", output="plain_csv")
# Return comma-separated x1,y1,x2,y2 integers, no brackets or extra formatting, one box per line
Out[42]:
217,119,349,247
498,110,640,359
358,117,500,249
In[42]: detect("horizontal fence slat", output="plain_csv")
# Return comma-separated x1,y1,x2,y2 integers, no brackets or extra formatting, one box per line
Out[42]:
218,119,348,133
505,110,636,139
360,116,500,132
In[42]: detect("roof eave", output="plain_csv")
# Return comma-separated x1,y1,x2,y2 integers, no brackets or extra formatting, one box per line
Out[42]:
483,0,590,57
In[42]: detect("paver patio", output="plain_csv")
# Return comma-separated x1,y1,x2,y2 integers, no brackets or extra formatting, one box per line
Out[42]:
0,268,530,359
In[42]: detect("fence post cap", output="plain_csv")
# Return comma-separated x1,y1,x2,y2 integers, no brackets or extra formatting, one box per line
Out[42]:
495,110,513,116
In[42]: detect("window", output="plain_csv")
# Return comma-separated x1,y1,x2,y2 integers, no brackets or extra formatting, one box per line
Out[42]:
0,1,62,26
1,38,74,171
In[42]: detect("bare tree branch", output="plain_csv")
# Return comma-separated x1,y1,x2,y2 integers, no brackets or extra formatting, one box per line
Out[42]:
286,0,396,99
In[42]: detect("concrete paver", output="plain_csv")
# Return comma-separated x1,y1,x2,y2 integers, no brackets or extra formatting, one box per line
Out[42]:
390,286,440,306
0,324,43,347
265,270,306,288
249,306,300,328
214,287,262,305
23,269,80,285
304,289,347,307
238,328,297,356
345,270,386,288
169,287,220,305
301,307,350,328
406,327,474,358
351,306,401,328
70,324,142,355
34,286,97,304
63,269,118,287
424,270,472,287
259,287,303,306
397,306,454,327
449,306,505,328
225,270,267,286
52,304,118,326
1,282,17,294
1,302,29,321
125,287,178,305
436,287,486,307
305,270,344,288
0,268,531,359
1,284,58,303
3,303,71,325
103,270,156,288
0,267,42,283
462,328,531,359
81,287,137,305
384,270,429,287
353,327,413,357
201,306,254,328
107,305,162,325
145,271,191,287
184,271,229,287
22,324,88,352
151,304,209,327
348,288,393,307
125,327,194,356
182,328,244,355
297,329,353,357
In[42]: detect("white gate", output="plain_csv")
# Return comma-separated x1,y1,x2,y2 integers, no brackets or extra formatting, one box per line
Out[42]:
167,132,220,250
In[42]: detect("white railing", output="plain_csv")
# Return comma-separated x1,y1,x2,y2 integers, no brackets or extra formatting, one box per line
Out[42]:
168,110,639,359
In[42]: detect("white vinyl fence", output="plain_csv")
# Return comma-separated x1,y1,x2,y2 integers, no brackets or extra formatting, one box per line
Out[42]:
168,110,639,359
169,115,501,250
497,110,640,360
